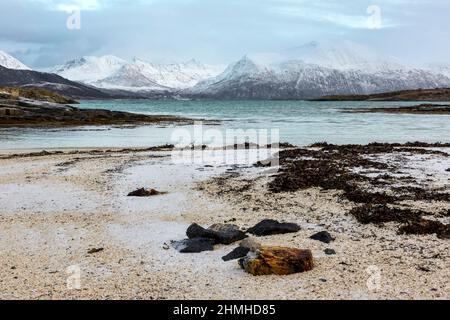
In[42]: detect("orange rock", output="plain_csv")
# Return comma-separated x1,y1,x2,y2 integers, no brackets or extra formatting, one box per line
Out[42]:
239,246,314,276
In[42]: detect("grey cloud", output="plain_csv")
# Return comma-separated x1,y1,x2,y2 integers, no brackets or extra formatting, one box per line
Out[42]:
0,0,448,68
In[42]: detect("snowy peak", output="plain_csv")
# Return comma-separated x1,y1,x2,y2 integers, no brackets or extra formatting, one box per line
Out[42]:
133,58,223,89
52,55,223,90
51,55,127,83
266,41,407,72
208,55,267,83
48,41,450,98
230,56,262,75
92,64,169,91
0,50,30,70
425,63,450,78
189,41,450,99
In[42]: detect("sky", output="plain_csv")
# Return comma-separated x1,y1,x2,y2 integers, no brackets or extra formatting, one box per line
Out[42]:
1,0,449,68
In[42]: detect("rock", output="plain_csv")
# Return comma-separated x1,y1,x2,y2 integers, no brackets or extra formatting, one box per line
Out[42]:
87,248,104,254
310,231,335,244
127,188,166,197
247,219,301,236
222,247,251,262
186,223,216,238
324,248,336,255
239,246,314,276
209,223,248,244
171,238,215,253
239,238,262,251
162,243,170,250
186,223,247,245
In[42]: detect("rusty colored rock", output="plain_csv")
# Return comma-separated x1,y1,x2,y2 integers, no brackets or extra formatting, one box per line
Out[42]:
127,188,167,197
239,246,314,276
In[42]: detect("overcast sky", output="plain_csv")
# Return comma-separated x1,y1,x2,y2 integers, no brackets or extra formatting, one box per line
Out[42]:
1,0,449,68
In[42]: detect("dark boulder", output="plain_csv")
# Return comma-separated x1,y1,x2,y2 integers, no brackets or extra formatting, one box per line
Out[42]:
171,238,215,253
186,223,247,245
310,231,335,244
324,248,336,255
222,247,251,262
247,219,300,236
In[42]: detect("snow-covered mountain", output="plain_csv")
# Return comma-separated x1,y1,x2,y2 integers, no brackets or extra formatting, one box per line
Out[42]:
425,63,450,78
188,41,450,99
0,50,30,70
51,55,128,84
92,64,169,92
275,41,406,72
45,42,450,98
51,55,222,91
133,58,223,89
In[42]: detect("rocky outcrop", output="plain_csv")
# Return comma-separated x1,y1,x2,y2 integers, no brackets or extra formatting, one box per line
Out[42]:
247,219,301,236
239,246,314,276
186,223,247,245
0,92,193,127
0,87,77,104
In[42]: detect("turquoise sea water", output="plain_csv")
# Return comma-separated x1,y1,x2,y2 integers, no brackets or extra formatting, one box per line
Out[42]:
0,100,449,149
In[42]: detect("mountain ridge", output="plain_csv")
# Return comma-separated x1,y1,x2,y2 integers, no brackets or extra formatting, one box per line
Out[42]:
3,41,450,100
186,48,450,99
0,50,30,70
51,55,223,91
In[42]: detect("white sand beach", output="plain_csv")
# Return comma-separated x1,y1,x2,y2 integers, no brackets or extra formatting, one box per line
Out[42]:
0,147,448,300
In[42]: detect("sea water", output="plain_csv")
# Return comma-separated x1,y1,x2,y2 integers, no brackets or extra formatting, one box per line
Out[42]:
0,100,449,149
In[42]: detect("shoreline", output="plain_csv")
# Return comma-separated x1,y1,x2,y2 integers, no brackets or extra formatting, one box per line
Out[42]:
0,90,203,127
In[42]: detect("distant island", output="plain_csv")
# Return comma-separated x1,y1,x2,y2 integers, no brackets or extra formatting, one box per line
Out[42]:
343,104,450,115
312,88,450,101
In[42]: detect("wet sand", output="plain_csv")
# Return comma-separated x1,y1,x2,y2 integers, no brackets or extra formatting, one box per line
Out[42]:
0,146,448,300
